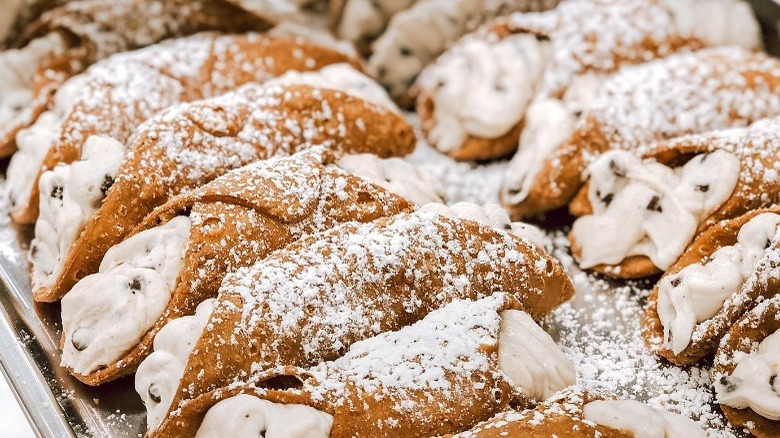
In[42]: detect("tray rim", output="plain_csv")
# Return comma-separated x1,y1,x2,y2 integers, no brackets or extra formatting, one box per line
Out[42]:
0,259,76,438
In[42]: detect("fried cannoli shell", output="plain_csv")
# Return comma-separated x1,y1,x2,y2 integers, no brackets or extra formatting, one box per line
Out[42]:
66,152,414,385
447,388,627,438
14,34,359,223
417,90,525,162
15,0,272,57
713,295,780,437
155,293,525,437
33,84,414,302
0,0,278,157
505,48,780,220
642,207,780,366
569,125,780,279
165,211,574,423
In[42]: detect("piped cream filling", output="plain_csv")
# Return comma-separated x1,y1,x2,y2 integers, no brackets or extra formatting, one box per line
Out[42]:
716,329,780,420
583,400,707,438
30,135,125,288
419,201,546,248
715,331,780,421
664,0,760,50
498,309,576,401
60,216,191,375
502,74,604,205
272,63,399,112
369,0,481,99
571,149,740,270
136,298,217,431
419,33,551,152
0,33,66,132
658,213,780,354
333,153,447,206
195,394,334,438
7,73,90,211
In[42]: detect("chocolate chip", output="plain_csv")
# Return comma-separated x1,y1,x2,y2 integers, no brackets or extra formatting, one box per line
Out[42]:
771,374,778,395
695,184,709,193
719,375,740,393
601,193,614,207
30,244,38,258
646,195,663,213
766,239,773,249
609,159,626,177
503,223,512,230
100,174,114,195
50,185,63,200
71,328,88,351
573,110,583,117
436,79,446,88
671,277,681,287
148,383,162,404
129,277,142,293
399,46,412,57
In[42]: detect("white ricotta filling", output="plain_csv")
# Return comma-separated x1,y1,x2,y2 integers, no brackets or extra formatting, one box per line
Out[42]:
60,216,191,376
272,63,399,112
502,74,604,205
333,153,447,205
664,0,760,50
716,329,780,420
419,33,551,152
136,298,217,432
0,33,66,134
196,394,334,438
583,399,707,438
30,135,125,288
7,73,90,212
336,0,416,45
571,149,740,270
419,201,546,248
658,213,780,354
369,0,481,99
498,309,576,401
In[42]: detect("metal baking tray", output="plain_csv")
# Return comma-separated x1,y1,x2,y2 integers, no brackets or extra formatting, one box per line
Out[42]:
1,1,778,436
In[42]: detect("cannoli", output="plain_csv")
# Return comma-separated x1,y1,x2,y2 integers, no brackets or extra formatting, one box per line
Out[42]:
643,207,780,366
154,293,576,437
31,82,415,303
450,388,706,437
367,0,560,105
0,0,274,158
137,209,574,433
8,33,357,224
417,0,759,162
59,151,444,385
713,295,780,437
568,118,780,280
502,45,780,219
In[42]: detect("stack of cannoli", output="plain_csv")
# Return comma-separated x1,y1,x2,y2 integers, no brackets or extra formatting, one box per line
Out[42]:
30,74,415,304
415,0,759,162
136,208,572,434
4,1,777,436
330,0,560,104
0,0,276,158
